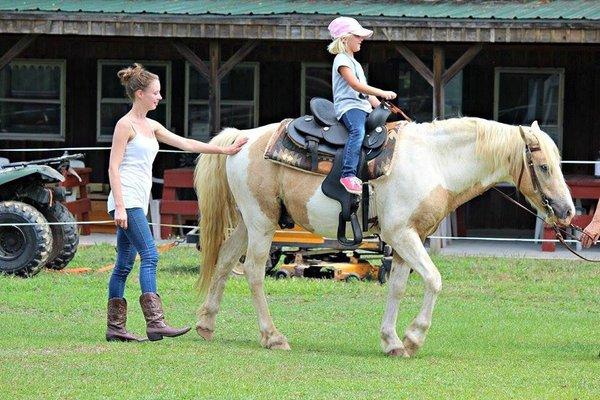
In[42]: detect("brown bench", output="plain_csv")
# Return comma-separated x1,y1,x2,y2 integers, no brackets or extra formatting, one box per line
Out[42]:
61,167,92,235
160,168,198,239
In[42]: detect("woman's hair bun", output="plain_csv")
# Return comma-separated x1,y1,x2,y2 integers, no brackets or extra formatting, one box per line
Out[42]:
116,63,158,101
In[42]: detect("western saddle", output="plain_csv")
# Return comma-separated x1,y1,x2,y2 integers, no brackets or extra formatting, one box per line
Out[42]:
285,97,407,246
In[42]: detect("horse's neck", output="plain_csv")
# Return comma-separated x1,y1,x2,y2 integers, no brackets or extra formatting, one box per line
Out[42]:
410,119,513,196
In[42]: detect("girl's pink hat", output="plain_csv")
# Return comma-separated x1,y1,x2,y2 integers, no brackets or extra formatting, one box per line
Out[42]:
328,17,373,39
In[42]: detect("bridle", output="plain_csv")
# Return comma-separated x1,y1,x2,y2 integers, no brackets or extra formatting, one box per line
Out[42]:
493,127,599,262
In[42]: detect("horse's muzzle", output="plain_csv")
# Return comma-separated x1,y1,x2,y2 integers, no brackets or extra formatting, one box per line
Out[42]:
549,200,575,226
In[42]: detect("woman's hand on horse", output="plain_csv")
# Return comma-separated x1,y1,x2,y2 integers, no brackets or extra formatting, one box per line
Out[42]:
581,220,600,248
380,90,397,100
223,136,248,155
114,207,128,230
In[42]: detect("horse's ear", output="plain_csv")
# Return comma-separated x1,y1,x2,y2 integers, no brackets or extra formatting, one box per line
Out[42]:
518,126,528,142
531,120,540,131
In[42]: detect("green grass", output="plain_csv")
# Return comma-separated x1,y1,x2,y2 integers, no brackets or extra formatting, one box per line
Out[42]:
1,244,598,399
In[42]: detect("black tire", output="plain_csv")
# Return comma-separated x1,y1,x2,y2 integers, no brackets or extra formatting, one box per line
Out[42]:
265,249,282,274
42,202,79,270
378,257,392,285
275,270,289,279
0,201,53,277
345,274,360,283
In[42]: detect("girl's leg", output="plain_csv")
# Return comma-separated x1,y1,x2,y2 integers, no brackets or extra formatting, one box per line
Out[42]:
340,109,368,178
108,226,137,299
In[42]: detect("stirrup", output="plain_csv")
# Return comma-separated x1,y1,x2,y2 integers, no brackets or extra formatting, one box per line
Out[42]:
337,212,363,246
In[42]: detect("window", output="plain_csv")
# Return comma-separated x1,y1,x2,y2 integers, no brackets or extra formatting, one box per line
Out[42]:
97,60,171,142
0,60,66,141
300,62,369,115
185,62,259,142
397,64,462,122
494,68,564,150
301,63,332,115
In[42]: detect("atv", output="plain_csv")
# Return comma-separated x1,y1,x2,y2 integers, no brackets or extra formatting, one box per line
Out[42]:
0,153,84,277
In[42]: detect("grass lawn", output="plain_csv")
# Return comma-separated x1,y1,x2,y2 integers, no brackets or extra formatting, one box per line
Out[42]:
0,244,598,399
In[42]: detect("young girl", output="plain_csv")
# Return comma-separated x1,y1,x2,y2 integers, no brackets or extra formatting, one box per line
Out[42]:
327,16,397,194
106,63,247,342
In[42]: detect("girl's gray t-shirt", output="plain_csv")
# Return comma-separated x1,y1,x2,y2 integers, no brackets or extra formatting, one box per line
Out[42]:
331,53,372,120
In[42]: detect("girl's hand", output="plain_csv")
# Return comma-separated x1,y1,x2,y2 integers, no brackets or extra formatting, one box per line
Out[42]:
114,207,128,230
222,136,248,155
581,220,600,248
380,91,397,100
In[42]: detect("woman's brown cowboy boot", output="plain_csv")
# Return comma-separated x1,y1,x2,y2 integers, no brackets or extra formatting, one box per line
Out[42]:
106,298,147,342
139,293,191,341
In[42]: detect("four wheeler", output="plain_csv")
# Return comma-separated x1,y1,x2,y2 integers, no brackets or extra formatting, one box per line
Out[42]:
0,154,83,277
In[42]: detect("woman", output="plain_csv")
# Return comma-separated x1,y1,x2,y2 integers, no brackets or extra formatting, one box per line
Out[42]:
106,63,247,342
327,16,397,194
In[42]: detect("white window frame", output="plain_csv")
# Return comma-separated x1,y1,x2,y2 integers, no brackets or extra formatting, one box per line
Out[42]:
0,59,66,141
494,67,565,150
184,61,259,138
96,60,172,142
301,61,369,115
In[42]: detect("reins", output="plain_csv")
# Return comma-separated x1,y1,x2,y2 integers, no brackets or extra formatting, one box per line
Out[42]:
382,100,412,122
494,128,600,262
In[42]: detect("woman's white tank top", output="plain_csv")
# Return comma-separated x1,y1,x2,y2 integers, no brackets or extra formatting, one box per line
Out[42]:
107,120,159,214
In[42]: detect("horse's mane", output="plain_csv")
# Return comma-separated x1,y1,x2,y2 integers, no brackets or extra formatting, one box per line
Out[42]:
422,117,561,174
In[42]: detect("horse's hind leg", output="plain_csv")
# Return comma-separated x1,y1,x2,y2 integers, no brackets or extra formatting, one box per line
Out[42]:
386,231,442,357
196,221,248,340
244,225,290,350
380,253,412,357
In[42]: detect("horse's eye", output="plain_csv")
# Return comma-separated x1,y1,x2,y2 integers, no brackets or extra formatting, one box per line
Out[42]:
539,164,549,173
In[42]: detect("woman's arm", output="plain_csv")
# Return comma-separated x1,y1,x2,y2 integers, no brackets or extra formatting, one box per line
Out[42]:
108,120,133,229
338,66,396,100
582,199,600,248
151,120,247,155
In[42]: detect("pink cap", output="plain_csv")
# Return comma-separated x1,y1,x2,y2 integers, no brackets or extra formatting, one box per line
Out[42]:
328,17,373,39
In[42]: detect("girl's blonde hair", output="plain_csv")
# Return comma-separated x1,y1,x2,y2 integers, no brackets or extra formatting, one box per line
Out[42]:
117,63,159,101
327,34,352,55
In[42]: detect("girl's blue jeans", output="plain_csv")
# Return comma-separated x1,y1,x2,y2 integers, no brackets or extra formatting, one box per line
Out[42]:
108,207,158,298
340,109,368,178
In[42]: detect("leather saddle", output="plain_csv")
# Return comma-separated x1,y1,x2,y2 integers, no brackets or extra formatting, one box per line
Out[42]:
287,98,390,170
283,98,392,247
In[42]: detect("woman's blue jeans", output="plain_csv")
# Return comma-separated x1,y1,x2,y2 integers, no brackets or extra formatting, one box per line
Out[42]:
108,207,158,299
340,109,368,178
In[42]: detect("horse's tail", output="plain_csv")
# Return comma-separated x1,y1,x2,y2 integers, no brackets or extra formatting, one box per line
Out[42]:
194,128,242,295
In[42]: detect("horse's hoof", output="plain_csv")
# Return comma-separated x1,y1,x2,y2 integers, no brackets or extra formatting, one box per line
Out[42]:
268,341,291,350
402,337,419,357
196,326,214,341
386,348,409,357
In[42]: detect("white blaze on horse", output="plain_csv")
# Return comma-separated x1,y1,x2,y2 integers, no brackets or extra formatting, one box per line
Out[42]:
193,117,574,356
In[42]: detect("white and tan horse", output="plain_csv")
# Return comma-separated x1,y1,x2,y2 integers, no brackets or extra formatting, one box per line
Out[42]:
193,117,574,356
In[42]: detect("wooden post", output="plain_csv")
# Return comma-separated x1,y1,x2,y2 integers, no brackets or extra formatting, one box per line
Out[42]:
172,40,209,80
209,41,221,134
0,34,38,71
396,44,482,250
432,46,445,120
173,39,258,137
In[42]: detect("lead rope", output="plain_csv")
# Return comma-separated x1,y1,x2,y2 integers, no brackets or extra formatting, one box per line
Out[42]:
492,187,600,262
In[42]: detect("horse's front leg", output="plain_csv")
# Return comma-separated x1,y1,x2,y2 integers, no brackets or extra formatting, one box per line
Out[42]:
196,222,248,340
244,227,290,350
380,253,412,357
388,231,442,357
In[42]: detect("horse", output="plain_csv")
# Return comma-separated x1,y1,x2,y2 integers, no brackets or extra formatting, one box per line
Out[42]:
193,117,574,356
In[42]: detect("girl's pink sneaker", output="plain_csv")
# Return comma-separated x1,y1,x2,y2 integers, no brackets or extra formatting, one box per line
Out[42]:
339,176,363,195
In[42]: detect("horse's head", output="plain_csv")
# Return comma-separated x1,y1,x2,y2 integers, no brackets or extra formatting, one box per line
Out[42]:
515,121,574,227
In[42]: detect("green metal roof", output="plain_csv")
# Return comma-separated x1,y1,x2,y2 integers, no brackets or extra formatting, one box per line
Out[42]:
2,0,600,21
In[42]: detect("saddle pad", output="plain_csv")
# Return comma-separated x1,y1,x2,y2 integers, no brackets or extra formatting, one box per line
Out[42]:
264,119,402,180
